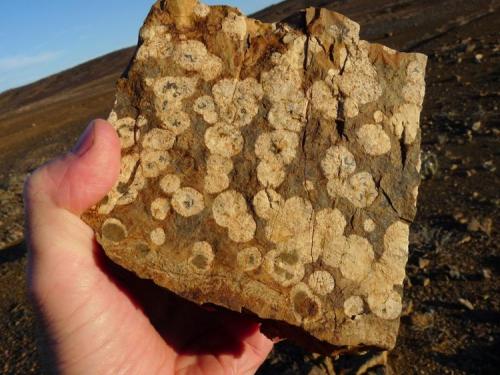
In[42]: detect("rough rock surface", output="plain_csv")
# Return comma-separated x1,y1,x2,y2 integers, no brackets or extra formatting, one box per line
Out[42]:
82,0,427,351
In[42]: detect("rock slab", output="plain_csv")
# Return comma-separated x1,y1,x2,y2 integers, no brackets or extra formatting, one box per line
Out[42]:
82,0,427,352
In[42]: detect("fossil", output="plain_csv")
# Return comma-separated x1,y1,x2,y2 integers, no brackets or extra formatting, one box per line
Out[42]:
83,0,427,352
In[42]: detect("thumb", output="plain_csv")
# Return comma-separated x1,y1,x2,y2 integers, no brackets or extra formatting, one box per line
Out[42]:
24,119,121,272
25,119,121,215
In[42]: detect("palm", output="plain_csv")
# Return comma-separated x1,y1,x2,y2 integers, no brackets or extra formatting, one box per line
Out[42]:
25,120,273,374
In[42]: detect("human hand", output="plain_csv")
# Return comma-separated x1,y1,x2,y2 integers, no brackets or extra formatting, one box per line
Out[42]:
24,120,274,374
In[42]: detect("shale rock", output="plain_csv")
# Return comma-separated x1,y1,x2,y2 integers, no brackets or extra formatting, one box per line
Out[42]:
82,0,427,351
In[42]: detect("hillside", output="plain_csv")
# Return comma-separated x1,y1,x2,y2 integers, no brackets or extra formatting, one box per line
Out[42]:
0,0,499,374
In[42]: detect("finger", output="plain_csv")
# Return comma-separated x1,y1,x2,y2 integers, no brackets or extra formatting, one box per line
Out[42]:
216,313,274,373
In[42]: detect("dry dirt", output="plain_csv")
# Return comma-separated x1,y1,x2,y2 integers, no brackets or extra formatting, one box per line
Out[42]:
0,0,498,374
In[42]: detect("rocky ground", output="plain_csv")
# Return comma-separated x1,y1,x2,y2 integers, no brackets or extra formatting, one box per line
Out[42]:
0,0,498,374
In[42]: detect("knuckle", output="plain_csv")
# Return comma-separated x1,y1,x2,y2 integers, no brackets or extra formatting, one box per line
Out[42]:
23,168,47,205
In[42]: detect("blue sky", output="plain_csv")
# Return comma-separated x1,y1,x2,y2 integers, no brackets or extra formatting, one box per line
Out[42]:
0,0,278,93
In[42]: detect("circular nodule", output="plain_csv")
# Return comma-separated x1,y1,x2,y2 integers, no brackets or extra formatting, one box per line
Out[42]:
344,295,364,317
171,187,205,217
142,128,176,150
151,197,170,220
141,150,170,178
189,241,215,272
150,227,166,246
308,270,335,295
160,174,181,195
290,283,321,322
102,218,127,243
368,290,402,320
364,218,376,233
204,124,244,158
212,190,248,227
357,124,391,156
237,247,262,272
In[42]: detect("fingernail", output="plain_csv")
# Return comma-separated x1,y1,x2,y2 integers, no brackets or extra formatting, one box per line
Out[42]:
72,122,96,157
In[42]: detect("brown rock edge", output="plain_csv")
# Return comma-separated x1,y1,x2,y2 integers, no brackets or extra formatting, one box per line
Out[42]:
82,0,427,354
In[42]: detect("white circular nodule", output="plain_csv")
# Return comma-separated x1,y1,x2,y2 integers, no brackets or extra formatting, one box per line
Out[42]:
237,247,263,272
255,130,299,166
328,172,378,208
204,173,230,194
344,296,364,317
364,218,376,233
257,160,286,188
189,241,215,272
151,197,170,220
390,103,421,144
267,101,307,133
204,124,244,158
380,221,410,285
314,208,347,238
142,128,176,150
160,174,181,195
368,290,402,320
373,111,384,123
193,2,210,18
141,150,170,178
308,271,335,295
150,227,166,246
227,213,256,243
264,249,305,287
136,115,148,128
343,98,359,118
339,235,375,282
321,145,356,180
357,124,391,156
221,13,248,41
160,110,192,136
173,40,223,81
193,95,218,124
171,187,205,217
252,189,283,220
207,154,233,175
309,80,338,120
212,78,237,107
212,190,248,227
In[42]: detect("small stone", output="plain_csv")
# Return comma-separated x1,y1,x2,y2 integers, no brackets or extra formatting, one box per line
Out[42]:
474,53,484,63
401,299,414,316
457,235,471,245
467,218,481,232
150,227,166,246
482,268,492,279
472,121,481,131
410,312,434,330
420,150,439,180
82,0,426,353
418,258,430,269
482,160,496,172
480,218,493,236
458,298,474,310
448,266,463,280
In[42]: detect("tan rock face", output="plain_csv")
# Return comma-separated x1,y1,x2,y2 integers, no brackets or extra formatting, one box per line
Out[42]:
82,0,427,352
